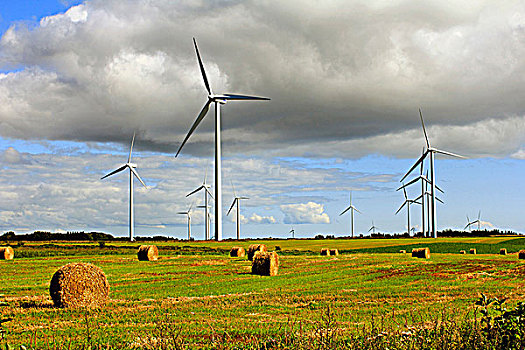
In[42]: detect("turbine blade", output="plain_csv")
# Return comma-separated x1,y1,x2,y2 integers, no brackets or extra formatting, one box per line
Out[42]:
436,184,444,193
223,93,270,101
368,227,373,233
354,207,362,214
432,148,466,159
395,201,407,215
175,100,212,157
419,108,430,149
478,210,481,220
101,164,127,179
340,206,351,216
403,186,407,199
128,131,136,163
436,197,444,204
130,167,147,188
231,180,236,198
414,193,423,202
227,198,237,216
205,187,215,200
193,38,212,95
397,176,420,190
186,185,204,197
400,151,428,182
239,197,249,200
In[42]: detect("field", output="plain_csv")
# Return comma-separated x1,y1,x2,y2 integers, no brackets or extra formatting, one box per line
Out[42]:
2,236,525,349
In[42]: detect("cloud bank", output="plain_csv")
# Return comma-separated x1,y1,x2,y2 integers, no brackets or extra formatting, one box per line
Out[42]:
0,1,524,158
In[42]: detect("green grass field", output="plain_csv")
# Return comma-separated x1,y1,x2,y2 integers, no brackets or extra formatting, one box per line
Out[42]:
2,236,525,349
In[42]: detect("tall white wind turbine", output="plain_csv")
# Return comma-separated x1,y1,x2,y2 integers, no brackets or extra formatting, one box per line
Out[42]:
227,181,249,240
289,227,295,239
395,186,420,235
468,211,482,231
187,173,213,240
177,204,193,240
465,215,473,232
397,167,443,237
175,38,270,241
400,109,465,238
101,133,147,242
339,192,361,238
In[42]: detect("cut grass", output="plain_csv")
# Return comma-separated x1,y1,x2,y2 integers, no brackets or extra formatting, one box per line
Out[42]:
1,237,525,348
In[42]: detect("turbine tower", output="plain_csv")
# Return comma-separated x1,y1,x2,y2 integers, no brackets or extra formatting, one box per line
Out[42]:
175,38,270,241
340,192,361,238
177,204,193,240
395,186,420,235
227,181,249,240
101,133,147,242
187,174,213,240
401,109,465,238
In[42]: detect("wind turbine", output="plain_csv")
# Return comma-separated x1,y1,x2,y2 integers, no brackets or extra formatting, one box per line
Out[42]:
289,227,295,239
368,221,378,235
227,181,249,240
175,38,270,241
340,192,361,238
395,186,420,235
187,173,213,240
177,204,193,240
101,133,147,242
397,167,443,237
465,215,473,232
401,109,465,238
468,211,482,231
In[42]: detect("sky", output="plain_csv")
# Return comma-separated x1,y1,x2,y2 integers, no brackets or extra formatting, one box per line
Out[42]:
0,0,524,239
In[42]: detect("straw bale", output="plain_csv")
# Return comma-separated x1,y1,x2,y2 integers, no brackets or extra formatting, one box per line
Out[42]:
137,245,158,261
519,250,525,260
247,244,267,261
399,250,406,254
469,248,476,255
459,250,466,254
320,248,330,256
412,247,430,259
0,246,14,260
230,247,245,257
329,249,339,256
500,248,507,256
49,263,109,308
252,251,279,276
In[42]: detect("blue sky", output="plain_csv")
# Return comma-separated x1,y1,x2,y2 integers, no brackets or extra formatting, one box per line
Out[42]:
0,1,524,239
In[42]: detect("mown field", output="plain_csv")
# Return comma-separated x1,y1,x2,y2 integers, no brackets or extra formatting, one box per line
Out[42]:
2,236,525,349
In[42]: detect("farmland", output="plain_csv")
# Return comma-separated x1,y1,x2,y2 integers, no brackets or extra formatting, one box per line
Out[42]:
2,236,525,349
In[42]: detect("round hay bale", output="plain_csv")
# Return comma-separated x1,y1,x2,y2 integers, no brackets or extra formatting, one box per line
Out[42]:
137,245,158,261
519,250,525,260
399,250,406,254
0,246,14,260
49,263,109,308
459,250,466,254
469,248,477,255
500,248,507,256
320,248,330,256
412,247,430,259
247,244,267,261
230,246,245,257
252,251,279,276
329,249,339,256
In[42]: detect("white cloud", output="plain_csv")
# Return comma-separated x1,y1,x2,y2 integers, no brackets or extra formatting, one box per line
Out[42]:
248,213,276,224
281,202,330,224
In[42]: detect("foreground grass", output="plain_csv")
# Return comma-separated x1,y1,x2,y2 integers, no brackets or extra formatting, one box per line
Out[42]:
1,238,525,348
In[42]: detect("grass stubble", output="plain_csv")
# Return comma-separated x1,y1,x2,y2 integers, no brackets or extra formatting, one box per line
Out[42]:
1,237,525,349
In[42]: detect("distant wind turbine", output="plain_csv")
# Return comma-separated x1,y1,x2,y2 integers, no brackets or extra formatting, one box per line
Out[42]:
101,133,147,242
187,172,213,240
395,186,420,235
368,221,378,235
467,211,482,231
177,204,193,240
227,181,249,240
340,192,361,238
175,38,270,241
401,109,465,238
465,215,473,232
289,227,295,239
